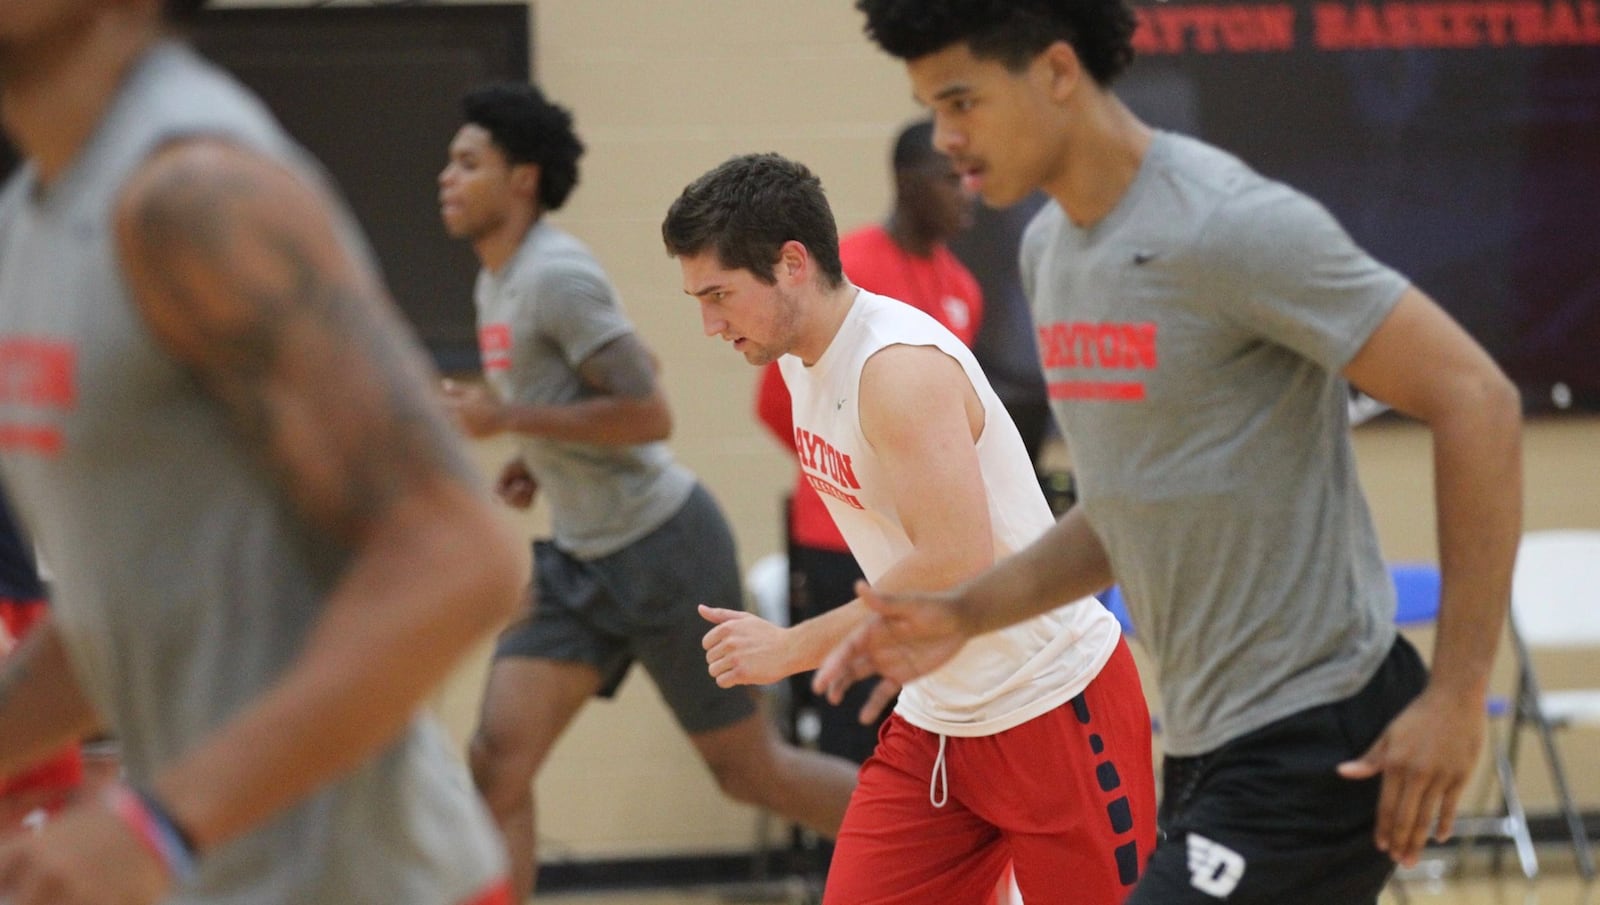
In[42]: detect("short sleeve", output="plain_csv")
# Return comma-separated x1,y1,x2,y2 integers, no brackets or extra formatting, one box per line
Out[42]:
523,262,634,369
1203,182,1408,371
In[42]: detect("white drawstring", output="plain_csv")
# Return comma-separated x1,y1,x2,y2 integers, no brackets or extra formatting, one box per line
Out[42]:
929,733,949,808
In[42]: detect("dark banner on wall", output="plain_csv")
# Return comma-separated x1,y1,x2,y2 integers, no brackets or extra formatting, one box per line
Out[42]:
1122,0,1600,411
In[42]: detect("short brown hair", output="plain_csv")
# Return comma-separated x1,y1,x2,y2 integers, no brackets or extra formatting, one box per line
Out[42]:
662,153,844,289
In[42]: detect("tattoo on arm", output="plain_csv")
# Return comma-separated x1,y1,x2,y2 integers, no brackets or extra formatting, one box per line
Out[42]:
116,142,477,543
576,333,660,399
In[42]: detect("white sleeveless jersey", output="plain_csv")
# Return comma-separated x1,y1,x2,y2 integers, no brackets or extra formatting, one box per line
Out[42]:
780,290,1120,737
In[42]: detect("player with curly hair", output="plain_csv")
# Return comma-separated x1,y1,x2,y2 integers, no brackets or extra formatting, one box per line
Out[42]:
439,84,858,902
821,2,1525,903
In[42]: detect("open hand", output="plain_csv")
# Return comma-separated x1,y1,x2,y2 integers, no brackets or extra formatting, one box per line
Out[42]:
0,797,170,905
812,581,967,724
1337,686,1486,866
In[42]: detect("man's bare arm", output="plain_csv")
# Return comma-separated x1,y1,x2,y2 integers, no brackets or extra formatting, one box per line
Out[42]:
810,491,1117,711
1338,286,1522,864
702,344,995,688
114,138,524,851
442,332,670,443
493,333,673,444
0,618,100,779
951,505,1115,637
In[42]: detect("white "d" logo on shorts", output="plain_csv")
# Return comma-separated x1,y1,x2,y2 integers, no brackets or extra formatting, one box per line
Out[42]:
1187,832,1246,898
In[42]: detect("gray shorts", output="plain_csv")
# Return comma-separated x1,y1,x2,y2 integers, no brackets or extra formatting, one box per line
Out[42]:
495,483,757,734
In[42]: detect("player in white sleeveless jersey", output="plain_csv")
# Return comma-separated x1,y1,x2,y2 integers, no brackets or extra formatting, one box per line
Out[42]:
664,153,1155,904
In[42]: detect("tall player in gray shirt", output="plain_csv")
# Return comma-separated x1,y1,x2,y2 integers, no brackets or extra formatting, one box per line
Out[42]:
0,1,526,904
438,83,856,902
822,2,1524,903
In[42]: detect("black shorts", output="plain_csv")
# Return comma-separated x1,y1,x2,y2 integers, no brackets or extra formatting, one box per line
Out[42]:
1128,636,1428,905
494,483,757,735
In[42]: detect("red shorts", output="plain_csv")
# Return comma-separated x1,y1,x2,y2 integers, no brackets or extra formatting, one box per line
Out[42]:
824,638,1157,904
0,599,83,812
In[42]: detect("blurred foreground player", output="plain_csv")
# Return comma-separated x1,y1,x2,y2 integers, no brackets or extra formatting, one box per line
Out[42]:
0,1,525,902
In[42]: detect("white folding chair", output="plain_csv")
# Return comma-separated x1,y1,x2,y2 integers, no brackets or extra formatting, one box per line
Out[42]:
1506,530,1600,879
746,552,791,629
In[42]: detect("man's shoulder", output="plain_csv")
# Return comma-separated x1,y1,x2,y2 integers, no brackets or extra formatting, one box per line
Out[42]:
1151,132,1317,231
509,225,615,294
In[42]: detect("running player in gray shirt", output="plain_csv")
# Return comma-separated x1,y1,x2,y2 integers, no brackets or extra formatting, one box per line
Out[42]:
820,2,1524,903
0,1,525,903
438,83,857,902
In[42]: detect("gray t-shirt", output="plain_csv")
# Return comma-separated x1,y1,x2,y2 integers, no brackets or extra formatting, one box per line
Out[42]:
1022,131,1409,756
475,221,693,560
0,42,503,903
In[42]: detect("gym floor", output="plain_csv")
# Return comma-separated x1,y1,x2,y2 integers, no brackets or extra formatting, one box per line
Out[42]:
539,847,1597,904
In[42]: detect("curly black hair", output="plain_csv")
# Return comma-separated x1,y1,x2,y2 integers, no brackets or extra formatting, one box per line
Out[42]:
461,83,585,213
661,153,844,290
856,0,1136,85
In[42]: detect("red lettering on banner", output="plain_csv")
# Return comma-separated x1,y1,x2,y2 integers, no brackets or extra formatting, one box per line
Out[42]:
478,324,512,373
1315,0,1600,48
1135,3,1297,53
1130,0,1600,51
1510,3,1546,41
1547,0,1585,38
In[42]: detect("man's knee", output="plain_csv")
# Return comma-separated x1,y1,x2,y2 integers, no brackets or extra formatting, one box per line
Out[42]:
707,752,775,806
469,723,538,807
700,726,785,807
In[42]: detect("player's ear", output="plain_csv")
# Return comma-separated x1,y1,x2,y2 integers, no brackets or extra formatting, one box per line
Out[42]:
1038,40,1084,103
776,240,809,284
511,162,542,202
